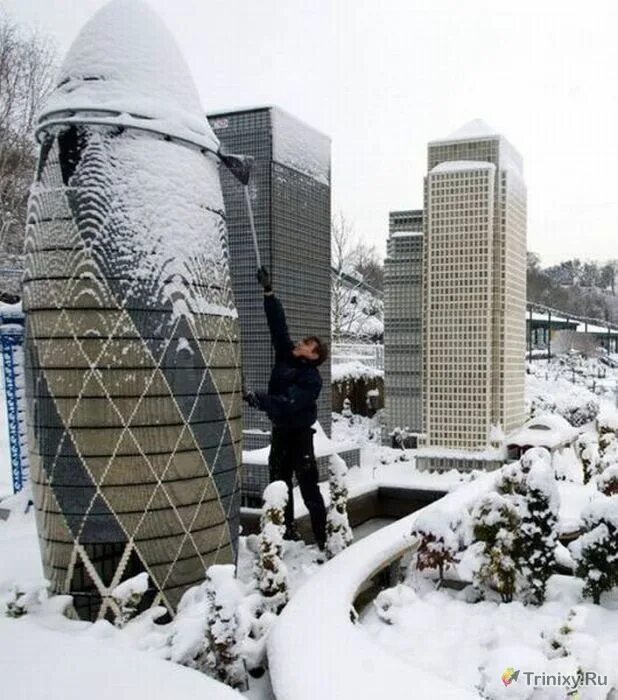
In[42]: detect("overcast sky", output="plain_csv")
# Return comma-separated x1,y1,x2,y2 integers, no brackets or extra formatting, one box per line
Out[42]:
4,0,618,265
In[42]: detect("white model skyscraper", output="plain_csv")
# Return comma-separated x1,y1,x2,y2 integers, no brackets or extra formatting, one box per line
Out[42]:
422,120,527,452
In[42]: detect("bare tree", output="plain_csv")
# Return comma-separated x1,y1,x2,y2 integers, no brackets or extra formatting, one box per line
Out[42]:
0,11,56,290
331,213,383,342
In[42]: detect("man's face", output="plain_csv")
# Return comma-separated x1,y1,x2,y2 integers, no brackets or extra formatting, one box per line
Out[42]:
292,338,319,361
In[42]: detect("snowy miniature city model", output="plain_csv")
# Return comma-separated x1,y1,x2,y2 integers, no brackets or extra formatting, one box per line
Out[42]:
22,0,242,620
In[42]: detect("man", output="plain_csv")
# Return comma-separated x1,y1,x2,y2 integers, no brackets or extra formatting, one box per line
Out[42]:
243,267,328,549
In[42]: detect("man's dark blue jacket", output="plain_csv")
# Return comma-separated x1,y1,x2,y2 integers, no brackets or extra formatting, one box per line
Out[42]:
254,294,322,429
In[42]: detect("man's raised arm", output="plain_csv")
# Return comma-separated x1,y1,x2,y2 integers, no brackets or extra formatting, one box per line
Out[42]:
257,266,293,358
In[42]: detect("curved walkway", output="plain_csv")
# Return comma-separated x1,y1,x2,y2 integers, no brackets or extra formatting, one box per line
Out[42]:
267,473,495,700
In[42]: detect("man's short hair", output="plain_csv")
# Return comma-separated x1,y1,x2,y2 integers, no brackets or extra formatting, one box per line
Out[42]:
304,335,329,366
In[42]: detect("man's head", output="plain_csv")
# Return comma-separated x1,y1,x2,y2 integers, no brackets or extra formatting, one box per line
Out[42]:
292,335,329,365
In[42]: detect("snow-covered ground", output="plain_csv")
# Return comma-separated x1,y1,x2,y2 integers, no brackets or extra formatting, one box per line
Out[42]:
1,352,617,699
363,576,618,700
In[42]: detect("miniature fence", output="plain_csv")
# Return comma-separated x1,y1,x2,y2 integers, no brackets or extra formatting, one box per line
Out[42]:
0,305,28,493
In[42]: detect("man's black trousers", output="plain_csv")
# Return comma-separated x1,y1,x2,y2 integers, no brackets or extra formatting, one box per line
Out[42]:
268,426,327,547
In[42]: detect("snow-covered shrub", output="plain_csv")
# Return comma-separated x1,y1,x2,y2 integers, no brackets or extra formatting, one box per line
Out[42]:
528,385,599,427
543,608,579,659
597,405,618,437
325,454,353,559
529,394,558,420
341,397,353,422
3,582,46,618
569,495,618,605
597,406,618,467
167,583,213,669
494,450,559,605
598,464,618,496
518,460,560,605
410,510,459,585
373,584,416,625
575,433,601,484
390,425,411,450
112,572,149,628
471,493,521,603
562,399,599,427
235,593,276,677
202,565,247,690
255,481,289,613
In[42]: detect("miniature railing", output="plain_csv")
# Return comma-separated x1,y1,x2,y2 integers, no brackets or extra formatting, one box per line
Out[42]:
267,473,495,700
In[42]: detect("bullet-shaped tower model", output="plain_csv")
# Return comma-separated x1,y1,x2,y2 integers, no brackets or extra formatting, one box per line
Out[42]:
23,0,242,620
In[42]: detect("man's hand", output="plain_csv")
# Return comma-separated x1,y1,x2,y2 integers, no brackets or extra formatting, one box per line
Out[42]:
243,391,261,409
256,266,272,292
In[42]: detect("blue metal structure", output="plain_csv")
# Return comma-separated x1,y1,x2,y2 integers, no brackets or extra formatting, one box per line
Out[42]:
0,305,26,493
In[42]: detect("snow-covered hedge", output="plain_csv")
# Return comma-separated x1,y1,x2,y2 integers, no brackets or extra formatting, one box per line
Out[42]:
569,495,618,604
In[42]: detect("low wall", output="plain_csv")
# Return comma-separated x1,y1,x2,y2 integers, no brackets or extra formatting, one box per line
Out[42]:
240,485,446,541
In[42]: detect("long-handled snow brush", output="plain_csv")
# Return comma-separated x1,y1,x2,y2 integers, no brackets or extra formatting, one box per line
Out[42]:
218,148,262,269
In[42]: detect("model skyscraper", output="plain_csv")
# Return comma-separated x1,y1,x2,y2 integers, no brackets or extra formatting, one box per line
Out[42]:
384,210,423,445
422,120,526,452
208,107,331,499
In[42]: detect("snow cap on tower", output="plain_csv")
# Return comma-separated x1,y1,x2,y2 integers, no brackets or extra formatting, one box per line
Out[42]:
37,0,218,151
445,118,499,141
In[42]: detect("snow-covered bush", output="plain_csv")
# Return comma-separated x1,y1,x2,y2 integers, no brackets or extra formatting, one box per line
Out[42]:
569,495,618,605
410,510,459,585
471,493,521,603
255,481,289,613
597,405,618,437
202,565,247,690
598,464,618,496
518,460,560,605
390,425,411,450
325,454,353,559
493,450,559,605
543,608,579,659
166,563,272,682
597,406,618,468
112,572,149,628
528,382,599,427
341,397,353,422
562,399,599,427
575,432,601,484
373,584,416,625
3,582,46,618
235,593,276,677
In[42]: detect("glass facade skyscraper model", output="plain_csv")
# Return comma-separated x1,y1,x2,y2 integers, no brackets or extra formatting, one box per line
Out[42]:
384,210,423,445
208,107,331,503
422,120,527,452
23,0,242,621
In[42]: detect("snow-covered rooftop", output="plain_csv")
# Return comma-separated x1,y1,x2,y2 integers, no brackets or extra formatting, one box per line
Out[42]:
445,118,499,140
506,413,579,449
430,160,496,174
38,0,219,152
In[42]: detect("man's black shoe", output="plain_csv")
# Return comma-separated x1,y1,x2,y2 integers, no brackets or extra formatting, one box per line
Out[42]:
283,526,303,542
